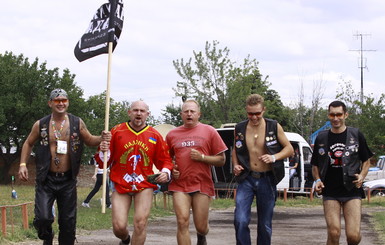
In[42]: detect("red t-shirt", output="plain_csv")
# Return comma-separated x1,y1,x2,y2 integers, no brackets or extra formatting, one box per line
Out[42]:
95,122,173,194
166,123,227,197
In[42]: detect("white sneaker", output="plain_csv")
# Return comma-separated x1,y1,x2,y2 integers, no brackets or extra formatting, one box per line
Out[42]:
82,202,90,208
107,204,112,209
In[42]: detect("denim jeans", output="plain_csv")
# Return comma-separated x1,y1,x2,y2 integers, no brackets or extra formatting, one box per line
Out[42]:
234,174,277,245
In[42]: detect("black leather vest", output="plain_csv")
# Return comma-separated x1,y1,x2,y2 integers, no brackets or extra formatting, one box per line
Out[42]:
234,118,284,185
314,127,360,191
35,114,84,182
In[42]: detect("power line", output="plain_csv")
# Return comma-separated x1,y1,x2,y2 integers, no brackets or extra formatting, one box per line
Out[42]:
349,32,376,103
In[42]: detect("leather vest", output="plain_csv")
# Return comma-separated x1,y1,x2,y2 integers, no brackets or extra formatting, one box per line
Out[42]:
234,118,284,185
314,127,360,191
35,114,84,182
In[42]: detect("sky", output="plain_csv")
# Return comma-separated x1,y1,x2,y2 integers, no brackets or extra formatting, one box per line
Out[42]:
1,0,384,118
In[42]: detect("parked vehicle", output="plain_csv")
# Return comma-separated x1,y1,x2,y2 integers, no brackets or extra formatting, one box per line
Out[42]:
365,155,385,182
363,178,385,196
212,126,314,195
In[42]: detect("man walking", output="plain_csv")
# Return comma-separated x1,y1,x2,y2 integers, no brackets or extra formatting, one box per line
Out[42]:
18,88,110,245
232,94,293,245
311,100,373,245
166,99,227,245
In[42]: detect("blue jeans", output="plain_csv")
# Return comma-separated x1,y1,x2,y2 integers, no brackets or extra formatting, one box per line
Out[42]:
234,174,277,245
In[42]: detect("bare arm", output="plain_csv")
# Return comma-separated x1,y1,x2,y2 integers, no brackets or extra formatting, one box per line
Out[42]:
232,146,244,176
259,123,293,164
312,165,324,194
353,158,371,188
190,149,226,167
18,121,40,181
79,119,111,147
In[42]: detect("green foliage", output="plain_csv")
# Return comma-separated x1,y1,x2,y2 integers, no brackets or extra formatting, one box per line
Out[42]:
168,40,282,128
161,103,183,126
0,52,87,182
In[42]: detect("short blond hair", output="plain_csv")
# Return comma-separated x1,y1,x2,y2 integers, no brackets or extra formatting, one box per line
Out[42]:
246,94,264,107
181,99,201,112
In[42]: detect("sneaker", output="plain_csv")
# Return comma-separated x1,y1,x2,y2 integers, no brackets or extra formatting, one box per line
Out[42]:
82,202,90,208
119,234,130,245
107,204,112,209
197,233,207,245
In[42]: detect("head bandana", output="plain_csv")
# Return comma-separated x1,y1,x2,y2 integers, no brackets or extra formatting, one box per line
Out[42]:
50,89,68,100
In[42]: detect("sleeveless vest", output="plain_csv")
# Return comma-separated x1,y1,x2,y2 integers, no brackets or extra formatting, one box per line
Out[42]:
234,118,284,185
314,127,360,191
35,114,84,182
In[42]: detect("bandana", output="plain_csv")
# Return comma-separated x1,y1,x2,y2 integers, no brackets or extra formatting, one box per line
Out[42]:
50,89,68,100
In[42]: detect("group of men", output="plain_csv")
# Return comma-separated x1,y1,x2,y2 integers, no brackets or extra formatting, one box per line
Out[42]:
18,89,373,245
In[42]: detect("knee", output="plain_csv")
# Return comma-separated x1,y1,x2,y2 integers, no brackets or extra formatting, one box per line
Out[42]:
234,213,249,229
196,226,209,236
133,217,148,233
176,216,190,231
113,221,128,239
327,227,341,241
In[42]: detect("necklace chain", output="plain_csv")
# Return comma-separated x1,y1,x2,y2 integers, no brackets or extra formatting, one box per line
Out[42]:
51,115,67,140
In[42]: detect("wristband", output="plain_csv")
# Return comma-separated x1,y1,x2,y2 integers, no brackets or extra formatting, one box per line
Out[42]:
201,154,205,160
315,178,321,183
20,163,27,167
271,155,276,163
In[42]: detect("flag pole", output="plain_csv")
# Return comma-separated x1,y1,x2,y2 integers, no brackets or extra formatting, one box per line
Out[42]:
101,41,113,213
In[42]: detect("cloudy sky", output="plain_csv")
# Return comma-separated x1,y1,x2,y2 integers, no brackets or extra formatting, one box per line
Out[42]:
1,0,384,118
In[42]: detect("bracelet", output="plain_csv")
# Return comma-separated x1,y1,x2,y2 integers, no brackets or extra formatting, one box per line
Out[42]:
271,155,276,163
201,154,205,161
315,178,321,183
20,163,27,167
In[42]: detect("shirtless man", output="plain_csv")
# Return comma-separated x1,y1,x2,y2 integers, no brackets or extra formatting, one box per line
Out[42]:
18,88,110,245
232,94,293,245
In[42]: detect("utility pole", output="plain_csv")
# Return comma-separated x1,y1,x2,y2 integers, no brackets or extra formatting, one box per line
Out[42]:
350,32,376,103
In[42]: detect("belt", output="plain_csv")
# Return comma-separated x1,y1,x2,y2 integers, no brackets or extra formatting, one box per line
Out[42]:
250,171,273,179
48,170,71,177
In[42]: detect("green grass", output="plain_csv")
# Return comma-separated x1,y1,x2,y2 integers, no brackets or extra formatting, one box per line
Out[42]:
1,185,385,244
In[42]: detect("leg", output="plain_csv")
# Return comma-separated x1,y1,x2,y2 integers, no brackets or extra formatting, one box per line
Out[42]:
342,199,362,245
234,177,255,245
255,175,276,245
191,193,211,245
131,188,153,245
112,191,133,241
323,200,342,245
33,180,55,242
173,192,192,245
56,178,77,245
83,174,103,203
106,178,112,206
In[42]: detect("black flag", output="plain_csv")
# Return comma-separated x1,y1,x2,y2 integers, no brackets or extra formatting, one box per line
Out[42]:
74,0,124,62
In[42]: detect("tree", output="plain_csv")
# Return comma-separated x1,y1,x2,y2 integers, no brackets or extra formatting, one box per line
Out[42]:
170,40,282,127
0,52,89,182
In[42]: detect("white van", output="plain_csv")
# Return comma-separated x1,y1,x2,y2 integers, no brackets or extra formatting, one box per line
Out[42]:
213,127,314,194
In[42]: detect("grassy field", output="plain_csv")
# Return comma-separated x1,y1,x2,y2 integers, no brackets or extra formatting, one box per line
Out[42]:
1,185,385,244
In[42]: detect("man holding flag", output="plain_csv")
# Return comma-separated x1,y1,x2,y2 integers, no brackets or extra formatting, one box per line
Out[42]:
18,88,111,245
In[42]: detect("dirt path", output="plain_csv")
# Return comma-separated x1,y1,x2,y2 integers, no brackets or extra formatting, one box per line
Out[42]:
19,206,385,245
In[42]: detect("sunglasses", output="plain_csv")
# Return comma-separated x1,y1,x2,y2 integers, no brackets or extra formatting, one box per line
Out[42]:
52,99,68,104
247,111,263,116
328,113,344,119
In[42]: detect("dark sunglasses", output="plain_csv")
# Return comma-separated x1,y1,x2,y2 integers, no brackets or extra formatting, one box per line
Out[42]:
247,111,263,116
